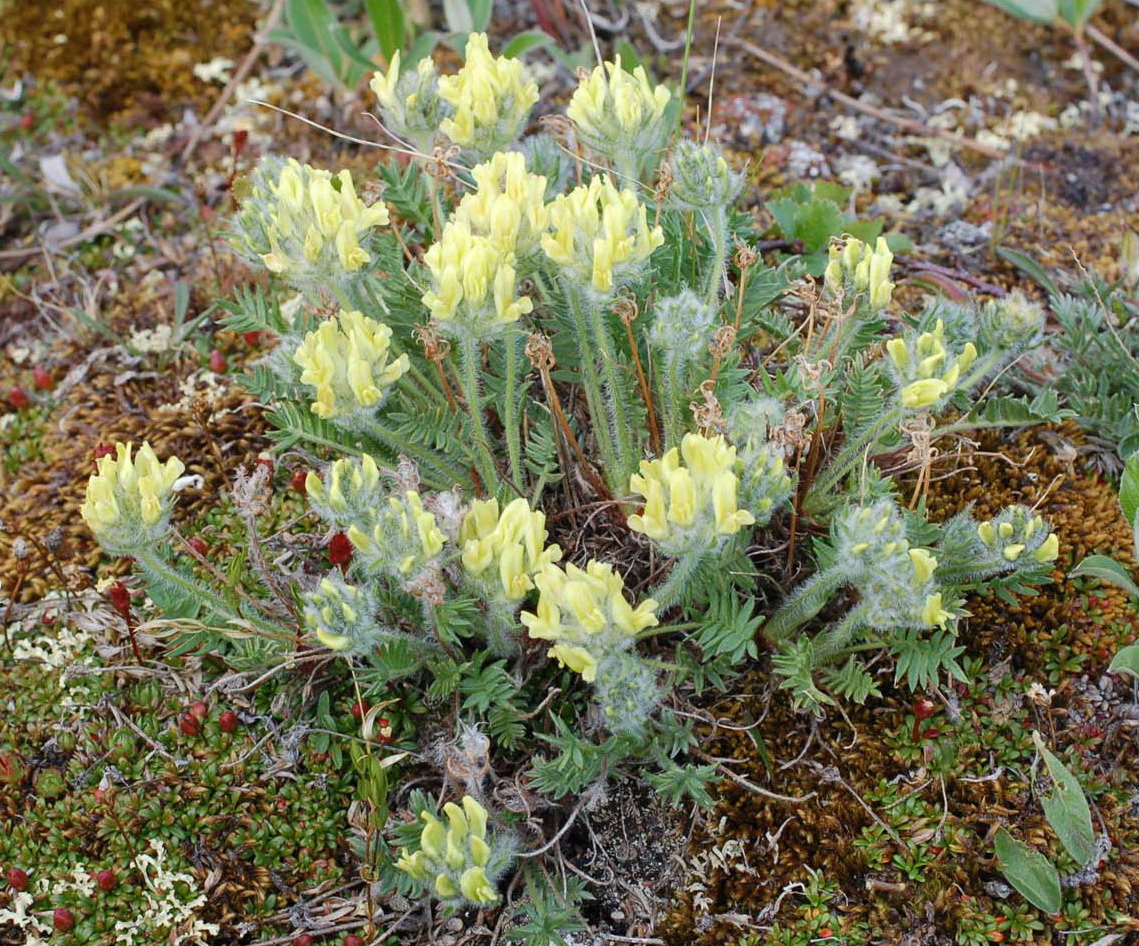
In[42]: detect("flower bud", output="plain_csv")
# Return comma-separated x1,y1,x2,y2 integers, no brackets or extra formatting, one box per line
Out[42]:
977,290,1045,352
370,50,449,147
975,505,1059,570
666,139,744,212
825,235,894,308
887,319,978,411
302,574,383,653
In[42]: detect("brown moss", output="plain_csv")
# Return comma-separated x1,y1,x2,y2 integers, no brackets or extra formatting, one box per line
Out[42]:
0,0,258,124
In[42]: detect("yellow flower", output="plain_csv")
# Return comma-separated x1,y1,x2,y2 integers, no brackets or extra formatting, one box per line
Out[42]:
232,157,389,283
396,796,501,905
1034,532,1059,563
541,175,663,294
627,433,755,553
460,497,561,601
890,319,978,410
453,151,549,256
438,33,537,156
567,55,671,169
920,592,952,629
422,219,533,336
825,236,894,307
520,560,658,680
81,442,185,551
293,310,409,420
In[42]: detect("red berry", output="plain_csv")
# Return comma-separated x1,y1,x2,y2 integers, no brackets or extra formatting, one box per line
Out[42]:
290,469,309,495
189,701,208,721
187,537,209,557
53,909,75,932
179,713,202,736
209,348,227,374
219,710,239,733
329,532,353,570
32,365,54,391
376,718,393,745
7,386,29,410
293,936,314,946
19,111,34,131
351,700,369,721
94,869,117,892
344,936,364,946
108,581,132,619
6,867,28,891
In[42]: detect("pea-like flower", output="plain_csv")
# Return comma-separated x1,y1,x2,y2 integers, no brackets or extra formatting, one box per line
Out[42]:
823,235,894,309
81,442,185,554
292,310,410,421
885,318,978,410
395,796,512,906
976,505,1059,568
977,289,1045,353
302,574,380,652
460,497,562,602
627,433,756,555
833,500,912,582
422,220,532,338
348,490,446,578
370,50,449,147
453,151,550,257
305,454,386,530
568,55,671,176
521,560,659,682
541,175,664,296
438,33,538,158
230,157,390,285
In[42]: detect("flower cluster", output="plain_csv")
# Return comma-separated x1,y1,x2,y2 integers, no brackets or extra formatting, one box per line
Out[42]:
369,50,448,148
542,175,663,296
459,498,562,602
736,442,794,528
292,309,410,420
302,573,379,652
521,560,658,682
437,33,538,158
646,289,717,371
453,151,550,257
81,442,185,554
347,490,446,578
977,289,1046,352
304,454,387,530
976,505,1060,568
395,796,509,906
230,157,390,284
567,54,671,176
627,433,756,555
886,318,978,410
824,235,895,309
666,139,744,212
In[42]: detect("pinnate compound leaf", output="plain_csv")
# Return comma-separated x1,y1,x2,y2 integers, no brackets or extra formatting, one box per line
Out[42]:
1033,731,1095,866
994,828,1061,914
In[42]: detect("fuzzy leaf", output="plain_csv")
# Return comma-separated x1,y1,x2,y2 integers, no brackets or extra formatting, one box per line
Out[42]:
1069,554,1139,599
994,828,1062,914
1108,643,1139,681
1033,731,1095,865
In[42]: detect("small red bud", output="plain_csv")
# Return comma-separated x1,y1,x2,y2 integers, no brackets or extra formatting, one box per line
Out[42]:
108,581,132,619
6,867,28,891
94,869,117,892
19,111,34,131
377,718,393,745
293,935,314,946
329,532,353,570
242,331,263,346
32,365,54,391
256,453,275,476
7,386,29,410
179,713,202,736
290,469,309,494
219,710,239,733
53,909,75,932
209,348,227,374
233,128,249,156
93,443,115,464
344,936,364,946
187,537,209,557
188,701,208,721
351,700,368,721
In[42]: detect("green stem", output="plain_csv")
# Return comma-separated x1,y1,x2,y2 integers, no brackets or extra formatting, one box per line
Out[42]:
662,357,684,450
762,568,846,644
458,333,500,494
804,407,902,515
565,283,621,482
702,207,729,307
650,550,707,610
135,546,277,636
503,327,524,489
584,288,639,485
